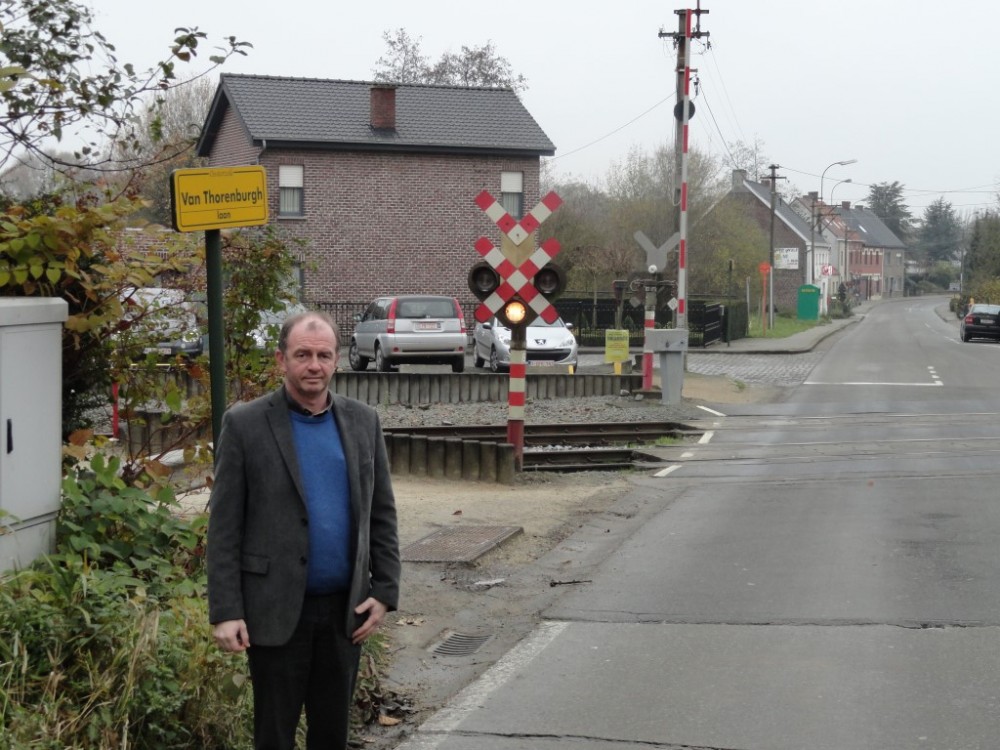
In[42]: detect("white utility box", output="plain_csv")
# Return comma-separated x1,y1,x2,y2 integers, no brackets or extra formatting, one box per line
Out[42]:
0,298,68,572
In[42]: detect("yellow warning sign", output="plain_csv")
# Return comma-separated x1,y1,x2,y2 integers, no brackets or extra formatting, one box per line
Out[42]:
604,329,631,363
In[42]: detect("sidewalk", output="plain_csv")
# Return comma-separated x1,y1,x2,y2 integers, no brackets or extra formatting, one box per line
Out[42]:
579,300,877,359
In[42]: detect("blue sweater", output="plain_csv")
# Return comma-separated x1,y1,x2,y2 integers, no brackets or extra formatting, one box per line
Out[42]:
289,410,353,594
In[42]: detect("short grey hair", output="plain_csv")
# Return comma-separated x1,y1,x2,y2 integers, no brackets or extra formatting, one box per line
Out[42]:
277,311,338,353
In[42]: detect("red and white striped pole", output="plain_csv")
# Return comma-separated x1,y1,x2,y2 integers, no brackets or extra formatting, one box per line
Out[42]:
507,337,527,470
676,7,693,331
641,283,657,391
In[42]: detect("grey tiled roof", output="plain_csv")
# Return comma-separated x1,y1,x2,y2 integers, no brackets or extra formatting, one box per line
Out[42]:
836,205,906,249
742,178,815,242
197,74,555,157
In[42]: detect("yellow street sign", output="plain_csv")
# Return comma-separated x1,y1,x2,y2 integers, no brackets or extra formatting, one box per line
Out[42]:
170,166,268,232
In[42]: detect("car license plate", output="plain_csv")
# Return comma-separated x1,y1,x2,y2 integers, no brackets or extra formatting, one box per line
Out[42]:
528,360,554,366
415,322,440,331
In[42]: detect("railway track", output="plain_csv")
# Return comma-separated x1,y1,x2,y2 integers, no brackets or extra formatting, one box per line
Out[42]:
383,421,700,472
382,420,698,445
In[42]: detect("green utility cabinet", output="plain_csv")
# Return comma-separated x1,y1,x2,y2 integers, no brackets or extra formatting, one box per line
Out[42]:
797,284,820,321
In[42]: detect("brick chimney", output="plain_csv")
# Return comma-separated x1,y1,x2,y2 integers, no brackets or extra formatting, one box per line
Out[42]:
732,169,747,190
841,201,851,209
370,85,397,130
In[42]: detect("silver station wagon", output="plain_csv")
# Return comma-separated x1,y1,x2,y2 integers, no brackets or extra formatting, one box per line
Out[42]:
348,295,467,372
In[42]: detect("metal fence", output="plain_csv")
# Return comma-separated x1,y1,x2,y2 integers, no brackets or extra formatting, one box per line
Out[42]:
311,296,749,347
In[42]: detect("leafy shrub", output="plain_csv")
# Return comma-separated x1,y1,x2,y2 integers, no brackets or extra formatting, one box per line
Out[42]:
0,452,255,749
1,451,397,748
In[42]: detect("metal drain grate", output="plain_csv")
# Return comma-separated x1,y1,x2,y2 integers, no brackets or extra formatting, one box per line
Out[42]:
401,525,523,563
430,631,493,656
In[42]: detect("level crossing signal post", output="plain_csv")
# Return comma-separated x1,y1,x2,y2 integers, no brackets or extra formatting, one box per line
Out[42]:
469,190,565,470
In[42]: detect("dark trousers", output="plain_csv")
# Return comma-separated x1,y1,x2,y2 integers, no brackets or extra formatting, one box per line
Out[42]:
247,592,361,750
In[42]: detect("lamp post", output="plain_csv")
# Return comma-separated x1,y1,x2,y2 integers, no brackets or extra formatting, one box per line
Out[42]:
829,177,852,206
828,178,851,289
809,159,857,285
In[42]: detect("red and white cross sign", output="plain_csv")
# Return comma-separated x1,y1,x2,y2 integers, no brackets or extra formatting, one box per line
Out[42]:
472,190,563,324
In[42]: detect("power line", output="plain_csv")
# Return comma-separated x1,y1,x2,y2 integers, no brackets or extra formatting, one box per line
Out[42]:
547,94,675,163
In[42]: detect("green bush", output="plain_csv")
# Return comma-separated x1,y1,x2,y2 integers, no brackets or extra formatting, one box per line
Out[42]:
1,452,400,748
0,454,254,749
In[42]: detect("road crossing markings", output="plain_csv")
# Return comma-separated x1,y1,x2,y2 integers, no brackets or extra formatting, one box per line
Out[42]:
928,365,941,385
654,429,716,477
697,405,726,416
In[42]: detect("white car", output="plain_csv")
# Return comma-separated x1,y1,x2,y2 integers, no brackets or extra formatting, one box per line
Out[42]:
120,287,204,358
473,316,578,372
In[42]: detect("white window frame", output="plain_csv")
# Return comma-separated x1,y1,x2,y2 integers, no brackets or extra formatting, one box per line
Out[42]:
500,171,524,219
278,165,304,216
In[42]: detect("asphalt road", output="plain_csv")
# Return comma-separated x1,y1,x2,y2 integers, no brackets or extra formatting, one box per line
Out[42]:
395,296,1000,750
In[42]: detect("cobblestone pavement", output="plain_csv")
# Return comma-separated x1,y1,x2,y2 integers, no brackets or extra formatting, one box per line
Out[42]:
686,351,825,386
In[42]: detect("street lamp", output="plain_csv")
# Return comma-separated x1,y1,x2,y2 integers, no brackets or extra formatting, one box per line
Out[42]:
829,177,852,206
809,159,857,285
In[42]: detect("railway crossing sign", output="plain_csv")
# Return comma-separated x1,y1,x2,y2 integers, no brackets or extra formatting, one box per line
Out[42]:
469,190,565,326
634,230,679,273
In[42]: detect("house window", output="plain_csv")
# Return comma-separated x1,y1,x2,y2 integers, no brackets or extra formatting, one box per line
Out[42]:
500,171,523,219
279,165,304,216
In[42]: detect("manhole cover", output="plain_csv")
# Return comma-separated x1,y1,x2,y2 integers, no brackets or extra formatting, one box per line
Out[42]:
430,631,493,656
401,525,523,563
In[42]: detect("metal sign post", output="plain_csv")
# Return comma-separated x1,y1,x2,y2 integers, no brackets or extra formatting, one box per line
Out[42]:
170,166,269,449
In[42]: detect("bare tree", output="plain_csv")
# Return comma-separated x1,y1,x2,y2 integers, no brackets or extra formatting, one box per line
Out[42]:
372,28,429,84
373,29,527,92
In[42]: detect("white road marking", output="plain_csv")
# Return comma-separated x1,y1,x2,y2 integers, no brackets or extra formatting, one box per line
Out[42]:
397,621,570,748
697,405,726,416
698,430,715,444
654,465,683,477
804,380,943,387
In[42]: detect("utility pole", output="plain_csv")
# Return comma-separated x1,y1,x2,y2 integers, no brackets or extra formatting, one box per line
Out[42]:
660,3,709,331
767,164,785,329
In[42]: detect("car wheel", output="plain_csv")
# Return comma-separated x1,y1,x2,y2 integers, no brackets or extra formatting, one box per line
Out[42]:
961,332,970,342
451,356,466,373
348,339,369,371
489,347,506,373
375,344,392,372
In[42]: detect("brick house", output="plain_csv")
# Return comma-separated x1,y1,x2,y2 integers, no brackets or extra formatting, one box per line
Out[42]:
833,202,907,300
195,74,555,329
713,170,823,312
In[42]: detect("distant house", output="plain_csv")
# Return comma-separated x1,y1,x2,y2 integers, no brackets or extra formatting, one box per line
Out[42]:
195,73,555,329
714,170,824,311
834,202,907,299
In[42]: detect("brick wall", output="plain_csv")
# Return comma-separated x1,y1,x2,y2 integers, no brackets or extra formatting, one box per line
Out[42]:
210,107,260,167
207,107,543,307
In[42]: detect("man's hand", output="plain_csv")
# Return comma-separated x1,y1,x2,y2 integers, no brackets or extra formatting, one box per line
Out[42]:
214,619,250,652
352,597,388,644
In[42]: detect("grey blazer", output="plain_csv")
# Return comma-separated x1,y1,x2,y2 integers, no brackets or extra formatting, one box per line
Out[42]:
206,387,401,646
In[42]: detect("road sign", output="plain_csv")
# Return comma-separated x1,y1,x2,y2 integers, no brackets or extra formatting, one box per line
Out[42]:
472,191,563,324
170,166,268,233
759,262,771,275
634,230,680,272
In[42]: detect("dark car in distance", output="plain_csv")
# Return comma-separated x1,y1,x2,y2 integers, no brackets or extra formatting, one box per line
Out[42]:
960,303,1000,342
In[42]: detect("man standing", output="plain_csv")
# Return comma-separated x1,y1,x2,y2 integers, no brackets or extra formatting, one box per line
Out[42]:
207,311,400,749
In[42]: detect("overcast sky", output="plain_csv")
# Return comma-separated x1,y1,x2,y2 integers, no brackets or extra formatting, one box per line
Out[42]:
92,0,999,219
